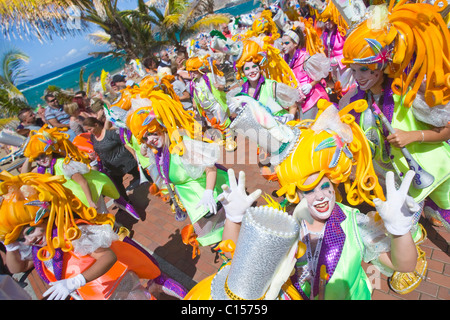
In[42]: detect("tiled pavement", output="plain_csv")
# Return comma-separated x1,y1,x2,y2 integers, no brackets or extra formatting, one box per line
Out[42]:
11,138,450,300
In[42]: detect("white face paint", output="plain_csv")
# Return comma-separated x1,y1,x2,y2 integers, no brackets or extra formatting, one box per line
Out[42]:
300,173,336,222
350,63,384,91
242,61,261,82
143,131,165,149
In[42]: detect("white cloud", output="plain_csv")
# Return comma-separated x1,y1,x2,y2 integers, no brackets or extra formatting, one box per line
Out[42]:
66,48,78,57
40,61,53,67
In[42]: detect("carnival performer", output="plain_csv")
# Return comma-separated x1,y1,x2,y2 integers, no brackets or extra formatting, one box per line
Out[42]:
21,126,140,220
316,0,354,91
0,171,187,300
185,99,421,300
281,26,330,120
126,90,230,257
339,1,450,236
237,9,281,46
233,38,300,121
185,55,237,151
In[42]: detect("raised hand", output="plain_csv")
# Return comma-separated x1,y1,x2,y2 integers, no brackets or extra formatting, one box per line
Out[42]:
373,170,421,236
217,169,262,223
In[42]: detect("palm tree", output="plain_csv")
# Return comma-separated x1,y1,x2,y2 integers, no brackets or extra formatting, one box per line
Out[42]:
0,48,30,116
0,0,92,43
152,0,230,49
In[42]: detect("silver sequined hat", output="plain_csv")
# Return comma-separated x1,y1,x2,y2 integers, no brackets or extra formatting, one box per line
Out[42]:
210,206,299,300
228,95,300,166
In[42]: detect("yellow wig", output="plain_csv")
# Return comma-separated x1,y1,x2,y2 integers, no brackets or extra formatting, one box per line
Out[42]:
239,9,280,45
316,0,348,36
126,91,202,156
0,171,114,261
299,17,325,56
23,126,90,165
276,99,385,207
342,0,450,107
235,39,298,88
112,74,181,110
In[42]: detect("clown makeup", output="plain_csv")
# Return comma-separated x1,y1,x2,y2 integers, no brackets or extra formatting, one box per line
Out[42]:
350,64,384,91
300,174,336,222
35,153,53,168
17,223,46,247
142,131,165,149
242,61,261,82
281,35,297,57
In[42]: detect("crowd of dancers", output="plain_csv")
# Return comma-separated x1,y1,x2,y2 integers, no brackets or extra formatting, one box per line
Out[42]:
0,0,449,300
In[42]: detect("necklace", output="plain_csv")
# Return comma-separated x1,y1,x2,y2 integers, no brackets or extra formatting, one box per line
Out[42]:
300,220,326,295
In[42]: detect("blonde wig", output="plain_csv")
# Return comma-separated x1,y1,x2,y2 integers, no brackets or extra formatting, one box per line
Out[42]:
342,0,450,108
24,126,90,165
276,99,385,207
127,91,202,156
235,39,298,88
0,171,114,261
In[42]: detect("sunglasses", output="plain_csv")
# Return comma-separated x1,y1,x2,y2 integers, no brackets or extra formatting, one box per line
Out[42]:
47,99,57,103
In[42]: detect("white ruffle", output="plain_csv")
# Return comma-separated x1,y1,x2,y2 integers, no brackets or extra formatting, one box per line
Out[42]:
303,53,331,81
311,104,353,142
179,137,220,180
356,211,393,275
61,160,90,179
411,93,450,127
72,224,119,256
275,82,301,107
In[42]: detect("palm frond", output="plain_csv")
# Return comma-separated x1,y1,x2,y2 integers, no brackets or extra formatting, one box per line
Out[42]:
0,48,29,101
87,31,111,45
190,14,231,32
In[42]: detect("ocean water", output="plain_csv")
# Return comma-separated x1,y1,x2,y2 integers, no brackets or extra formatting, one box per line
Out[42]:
17,55,126,108
17,0,260,109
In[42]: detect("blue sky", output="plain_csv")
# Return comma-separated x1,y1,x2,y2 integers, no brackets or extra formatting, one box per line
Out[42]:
0,1,137,83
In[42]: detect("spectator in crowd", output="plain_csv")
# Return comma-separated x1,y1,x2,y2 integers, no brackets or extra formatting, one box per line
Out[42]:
43,93,77,141
16,107,44,136
63,102,86,136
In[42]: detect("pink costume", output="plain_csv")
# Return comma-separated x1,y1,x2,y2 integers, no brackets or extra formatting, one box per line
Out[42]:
322,28,346,79
286,48,330,113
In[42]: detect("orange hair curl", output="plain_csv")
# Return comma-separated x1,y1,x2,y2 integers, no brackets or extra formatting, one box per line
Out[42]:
0,171,114,261
24,126,90,165
342,0,450,107
185,55,224,77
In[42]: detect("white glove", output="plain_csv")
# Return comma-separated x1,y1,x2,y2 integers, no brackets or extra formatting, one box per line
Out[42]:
301,83,313,95
293,198,314,225
43,274,86,300
374,171,421,236
196,189,217,215
217,169,262,223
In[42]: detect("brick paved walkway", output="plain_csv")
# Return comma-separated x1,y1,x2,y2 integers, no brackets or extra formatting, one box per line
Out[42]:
18,138,450,300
